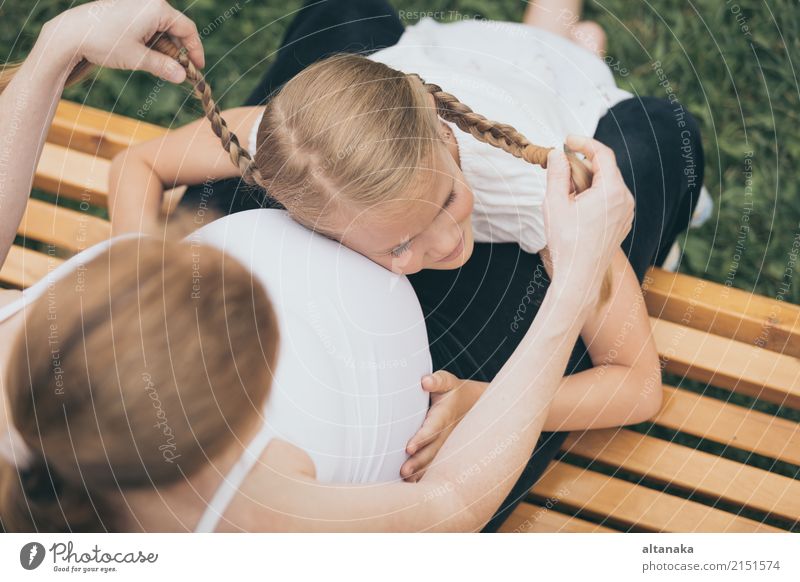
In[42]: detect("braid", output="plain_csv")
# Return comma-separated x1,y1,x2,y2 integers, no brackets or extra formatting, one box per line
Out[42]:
420,79,552,168
418,77,610,302
420,78,592,192
147,35,266,190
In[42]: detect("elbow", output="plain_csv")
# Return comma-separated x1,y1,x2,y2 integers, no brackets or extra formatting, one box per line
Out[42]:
423,486,489,532
628,359,664,424
108,150,130,205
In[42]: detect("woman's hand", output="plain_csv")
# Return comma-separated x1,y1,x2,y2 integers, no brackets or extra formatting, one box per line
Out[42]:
401,371,486,482
0,0,203,265
41,0,204,83
543,136,634,301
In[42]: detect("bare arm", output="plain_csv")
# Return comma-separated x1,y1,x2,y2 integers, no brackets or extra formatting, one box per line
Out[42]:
435,249,661,433
0,28,72,265
262,138,634,531
108,106,263,233
543,247,662,430
267,282,591,532
0,0,205,265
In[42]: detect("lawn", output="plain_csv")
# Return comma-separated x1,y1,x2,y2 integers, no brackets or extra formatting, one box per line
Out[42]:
2,0,797,302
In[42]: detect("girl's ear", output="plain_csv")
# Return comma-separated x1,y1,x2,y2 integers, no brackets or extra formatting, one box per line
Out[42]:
438,121,453,142
438,121,460,167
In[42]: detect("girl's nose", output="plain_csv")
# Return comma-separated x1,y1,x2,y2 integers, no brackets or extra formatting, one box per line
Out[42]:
430,228,463,261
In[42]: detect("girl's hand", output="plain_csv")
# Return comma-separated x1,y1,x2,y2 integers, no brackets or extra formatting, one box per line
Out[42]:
401,371,487,482
42,0,204,83
543,136,634,297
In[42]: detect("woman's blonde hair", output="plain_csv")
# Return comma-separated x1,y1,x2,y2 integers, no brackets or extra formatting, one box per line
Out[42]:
0,238,279,532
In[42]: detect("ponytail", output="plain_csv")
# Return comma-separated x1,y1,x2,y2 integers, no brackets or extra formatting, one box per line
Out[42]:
0,457,107,533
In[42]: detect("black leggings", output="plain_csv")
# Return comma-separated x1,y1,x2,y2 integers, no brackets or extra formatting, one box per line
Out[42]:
180,0,704,532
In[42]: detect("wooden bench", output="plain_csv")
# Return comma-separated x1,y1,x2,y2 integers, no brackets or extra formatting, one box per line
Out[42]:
7,100,799,533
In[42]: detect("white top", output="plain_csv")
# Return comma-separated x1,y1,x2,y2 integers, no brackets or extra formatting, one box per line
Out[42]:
194,424,276,533
194,210,430,486
249,18,631,254
1,214,431,531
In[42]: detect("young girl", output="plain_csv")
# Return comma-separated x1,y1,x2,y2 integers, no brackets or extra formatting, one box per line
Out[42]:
109,1,664,470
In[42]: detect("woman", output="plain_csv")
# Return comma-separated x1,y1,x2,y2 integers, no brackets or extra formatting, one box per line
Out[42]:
107,0,703,528
0,0,633,531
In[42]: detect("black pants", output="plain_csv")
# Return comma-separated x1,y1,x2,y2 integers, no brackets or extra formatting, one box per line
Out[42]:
180,0,704,531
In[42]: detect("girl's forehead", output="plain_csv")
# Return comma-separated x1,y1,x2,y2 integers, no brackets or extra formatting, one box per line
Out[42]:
339,160,454,252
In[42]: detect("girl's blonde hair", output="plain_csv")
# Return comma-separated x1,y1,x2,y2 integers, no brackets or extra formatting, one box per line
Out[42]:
2,34,608,293
0,238,279,532
146,36,609,299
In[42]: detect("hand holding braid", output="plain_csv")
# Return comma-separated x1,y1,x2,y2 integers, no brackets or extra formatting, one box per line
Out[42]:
146,34,267,190
120,41,611,303
419,78,611,303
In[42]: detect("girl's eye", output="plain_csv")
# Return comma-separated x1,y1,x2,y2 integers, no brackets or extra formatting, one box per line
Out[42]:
390,241,412,258
444,191,457,208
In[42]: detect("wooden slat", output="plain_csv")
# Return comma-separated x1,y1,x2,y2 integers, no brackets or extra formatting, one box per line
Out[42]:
0,246,64,289
501,502,616,533
49,100,166,159
33,143,110,207
19,199,110,253
644,267,800,359
654,385,800,466
652,318,800,408
531,461,781,532
562,429,800,523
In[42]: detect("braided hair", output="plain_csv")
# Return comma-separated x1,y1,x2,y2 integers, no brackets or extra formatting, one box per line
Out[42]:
150,37,611,303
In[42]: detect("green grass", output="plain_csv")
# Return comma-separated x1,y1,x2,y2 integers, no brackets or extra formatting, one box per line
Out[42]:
2,0,797,529
3,0,797,302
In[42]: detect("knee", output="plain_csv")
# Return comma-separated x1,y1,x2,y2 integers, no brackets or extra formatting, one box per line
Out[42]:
570,21,607,56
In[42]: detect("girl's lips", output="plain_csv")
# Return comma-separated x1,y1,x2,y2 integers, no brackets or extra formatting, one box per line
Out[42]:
436,232,465,263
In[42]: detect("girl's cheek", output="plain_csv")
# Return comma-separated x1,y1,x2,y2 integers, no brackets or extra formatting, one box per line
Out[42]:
395,250,426,275
386,250,419,275
460,187,475,219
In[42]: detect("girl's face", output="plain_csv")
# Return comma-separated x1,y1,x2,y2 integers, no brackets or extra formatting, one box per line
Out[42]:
337,141,475,275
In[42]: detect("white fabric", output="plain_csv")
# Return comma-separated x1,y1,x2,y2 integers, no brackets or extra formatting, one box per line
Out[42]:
194,424,276,533
247,18,632,254
1,218,430,497
194,210,431,484
0,423,33,471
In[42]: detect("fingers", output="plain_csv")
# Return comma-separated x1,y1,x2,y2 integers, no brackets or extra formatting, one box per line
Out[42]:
421,370,459,393
131,43,185,83
406,419,440,456
545,149,572,199
565,152,593,194
162,6,205,69
565,134,618,179
401,440,439,482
